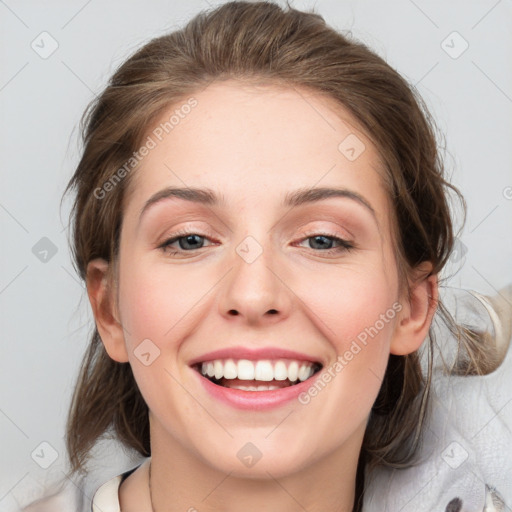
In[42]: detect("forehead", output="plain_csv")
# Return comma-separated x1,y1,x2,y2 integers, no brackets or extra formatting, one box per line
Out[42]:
126,80,391,226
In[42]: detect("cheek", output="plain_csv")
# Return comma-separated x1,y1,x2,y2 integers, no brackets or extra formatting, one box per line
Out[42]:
298,307,395,439
116,259,200,423
295,262,400,352
117,257,206,349
293,262,399,408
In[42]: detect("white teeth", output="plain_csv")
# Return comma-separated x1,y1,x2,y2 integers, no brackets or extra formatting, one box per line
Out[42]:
288,361,299,381
197,358,318,383
214,360,223,380
237,359,255,380
273,361,288,380
230,384,281,391
298,364,313,381
223,359,237,379
255,360,274,381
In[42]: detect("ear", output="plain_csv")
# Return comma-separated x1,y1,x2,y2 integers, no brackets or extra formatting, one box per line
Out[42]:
86,258,129,363
390,261,438,356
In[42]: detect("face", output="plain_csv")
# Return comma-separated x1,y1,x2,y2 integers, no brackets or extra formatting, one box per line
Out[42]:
109,80,408,478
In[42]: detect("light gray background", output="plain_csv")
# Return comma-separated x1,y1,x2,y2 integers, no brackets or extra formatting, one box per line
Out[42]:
1,0,511,508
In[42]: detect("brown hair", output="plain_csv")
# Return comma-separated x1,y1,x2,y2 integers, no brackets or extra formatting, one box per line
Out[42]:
63,1,499,509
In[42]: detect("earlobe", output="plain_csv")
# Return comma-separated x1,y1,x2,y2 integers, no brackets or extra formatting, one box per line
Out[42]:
390,263,438,356
86,258,129,363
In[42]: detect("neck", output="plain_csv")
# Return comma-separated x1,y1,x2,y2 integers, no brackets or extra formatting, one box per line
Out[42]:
148,419,363,512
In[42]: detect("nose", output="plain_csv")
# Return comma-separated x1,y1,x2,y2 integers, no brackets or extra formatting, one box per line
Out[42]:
217,237,293,326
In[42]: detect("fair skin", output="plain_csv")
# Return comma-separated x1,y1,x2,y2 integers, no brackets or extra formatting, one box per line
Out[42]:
87,80,438,512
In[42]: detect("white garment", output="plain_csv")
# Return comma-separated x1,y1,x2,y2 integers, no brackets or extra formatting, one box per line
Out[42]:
91,469,132,512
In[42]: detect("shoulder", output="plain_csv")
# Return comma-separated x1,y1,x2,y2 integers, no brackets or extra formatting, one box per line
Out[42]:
92,463,142,512
19,464,142,512
92,474,124,512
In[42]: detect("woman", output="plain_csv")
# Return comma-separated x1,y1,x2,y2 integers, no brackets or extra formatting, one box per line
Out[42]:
23,2,511,511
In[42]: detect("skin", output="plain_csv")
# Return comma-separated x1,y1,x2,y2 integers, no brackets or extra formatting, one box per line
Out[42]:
87,80,438,512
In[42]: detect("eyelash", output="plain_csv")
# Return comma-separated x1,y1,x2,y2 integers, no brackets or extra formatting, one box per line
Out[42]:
158,229,354,257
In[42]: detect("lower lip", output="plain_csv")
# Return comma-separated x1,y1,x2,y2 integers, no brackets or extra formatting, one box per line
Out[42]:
192,369,320,410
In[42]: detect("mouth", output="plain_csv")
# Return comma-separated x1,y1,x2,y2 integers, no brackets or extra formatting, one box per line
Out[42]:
192,358,323,391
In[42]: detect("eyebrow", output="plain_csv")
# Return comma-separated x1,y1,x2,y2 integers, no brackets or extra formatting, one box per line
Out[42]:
138,185,378,227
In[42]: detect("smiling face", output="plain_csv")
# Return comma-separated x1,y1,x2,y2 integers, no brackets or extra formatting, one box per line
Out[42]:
90,80,432,481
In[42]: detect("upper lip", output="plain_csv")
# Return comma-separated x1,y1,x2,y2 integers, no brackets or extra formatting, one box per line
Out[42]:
188,346,324,367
